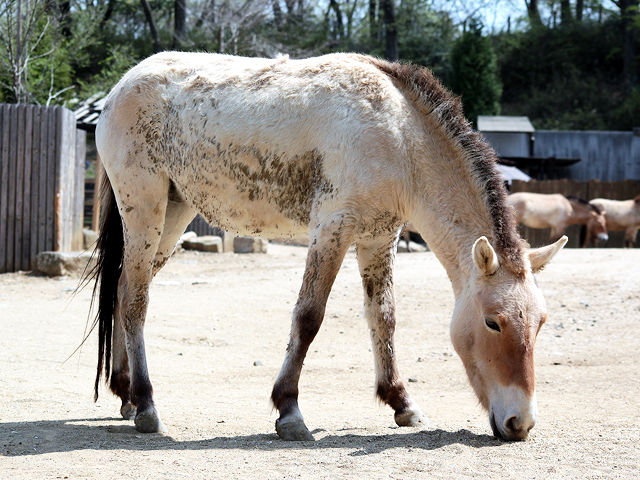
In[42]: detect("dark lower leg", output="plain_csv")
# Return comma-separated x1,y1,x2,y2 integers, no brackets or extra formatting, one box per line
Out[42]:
358,236,428,426
110,297,134,418
272,219,354,440
271,303,324,417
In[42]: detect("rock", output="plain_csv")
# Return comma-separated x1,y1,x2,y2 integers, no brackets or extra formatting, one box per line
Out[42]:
269,234,310,247
83,229,98,250
397,241,429,253
253,360,263,366
182,236,223,253
36,251,97,277
181,231,198,242
221,232,235,253
233,236,268,254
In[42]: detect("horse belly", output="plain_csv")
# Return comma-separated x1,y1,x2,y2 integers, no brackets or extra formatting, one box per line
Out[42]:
164,141,330,238
173,170,311,238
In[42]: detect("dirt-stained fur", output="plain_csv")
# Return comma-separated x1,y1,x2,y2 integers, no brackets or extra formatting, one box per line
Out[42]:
88,52,567,441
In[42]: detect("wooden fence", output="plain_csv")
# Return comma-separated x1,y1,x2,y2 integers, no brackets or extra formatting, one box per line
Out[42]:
510,179,640,248
0,104,86,273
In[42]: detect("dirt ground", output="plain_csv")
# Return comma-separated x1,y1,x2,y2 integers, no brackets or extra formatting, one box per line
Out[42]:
1,244,639,479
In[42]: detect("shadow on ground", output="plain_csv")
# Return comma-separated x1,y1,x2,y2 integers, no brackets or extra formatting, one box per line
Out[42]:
1,417,502,457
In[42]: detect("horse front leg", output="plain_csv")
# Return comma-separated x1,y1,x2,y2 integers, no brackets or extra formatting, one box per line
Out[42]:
356,235,430,428
271,215,355,441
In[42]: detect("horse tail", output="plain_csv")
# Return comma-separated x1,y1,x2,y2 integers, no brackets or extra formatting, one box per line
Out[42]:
87,175,124,401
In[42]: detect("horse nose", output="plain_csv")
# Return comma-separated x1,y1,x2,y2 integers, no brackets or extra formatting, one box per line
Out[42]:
503,414,536,441
598,233,609,242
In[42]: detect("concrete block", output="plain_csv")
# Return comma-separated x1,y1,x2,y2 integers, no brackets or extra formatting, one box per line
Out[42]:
222,232,235,253
83,229,98,250
233,236,268,254
182,235,223,253
36,251,97,277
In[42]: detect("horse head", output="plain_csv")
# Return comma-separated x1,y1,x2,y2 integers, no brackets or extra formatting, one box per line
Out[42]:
450,236,567,441
587,204,609,243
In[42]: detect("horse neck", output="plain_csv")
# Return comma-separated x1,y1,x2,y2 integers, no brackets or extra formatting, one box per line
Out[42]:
404,144,504,295
566,202,592,225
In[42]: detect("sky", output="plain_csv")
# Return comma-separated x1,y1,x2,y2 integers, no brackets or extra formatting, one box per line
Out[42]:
447,0,620,34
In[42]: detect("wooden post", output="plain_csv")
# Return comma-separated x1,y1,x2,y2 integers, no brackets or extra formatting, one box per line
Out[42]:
92,154,103,232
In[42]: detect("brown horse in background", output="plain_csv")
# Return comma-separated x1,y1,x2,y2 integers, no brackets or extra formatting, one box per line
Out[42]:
584,196,640,247
508,192,608,246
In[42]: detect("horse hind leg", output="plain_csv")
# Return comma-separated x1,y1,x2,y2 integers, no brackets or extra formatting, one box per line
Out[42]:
271,214,355,441
625,226,639,248
356,235,430,428
110,181,195,422
151,182,197,276
107,170,174,433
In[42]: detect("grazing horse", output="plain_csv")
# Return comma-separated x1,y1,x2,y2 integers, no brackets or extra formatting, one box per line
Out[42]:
587,196,640,247
508,192,608,245
89,52,567,442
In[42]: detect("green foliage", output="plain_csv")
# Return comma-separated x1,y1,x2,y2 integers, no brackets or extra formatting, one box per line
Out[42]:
0,0,637,132
449,22,502,126
495,17,638,130
396,0,455,77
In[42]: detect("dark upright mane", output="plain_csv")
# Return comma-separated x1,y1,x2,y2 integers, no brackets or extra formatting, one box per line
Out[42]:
566,195,603,214
369,58,526,274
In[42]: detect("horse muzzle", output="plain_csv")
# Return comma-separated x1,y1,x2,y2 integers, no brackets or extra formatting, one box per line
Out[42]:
597,233,609,242
489,388,537,441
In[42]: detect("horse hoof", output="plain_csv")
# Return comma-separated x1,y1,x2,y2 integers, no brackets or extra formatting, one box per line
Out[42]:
395,409,432,428
275,419,314,441
135,410,168,433
121,402,137,420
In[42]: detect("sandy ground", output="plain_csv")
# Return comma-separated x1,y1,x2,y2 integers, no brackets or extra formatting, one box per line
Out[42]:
1,244,639,479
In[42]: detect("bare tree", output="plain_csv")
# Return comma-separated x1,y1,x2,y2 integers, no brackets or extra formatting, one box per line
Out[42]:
140,0,162,53
174,0,188,49
194,0,272,55
380,0,396,60
0,0,75,104
612,0,639,88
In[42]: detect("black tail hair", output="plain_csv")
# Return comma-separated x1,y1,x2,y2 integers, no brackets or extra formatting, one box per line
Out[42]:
83,176,124,401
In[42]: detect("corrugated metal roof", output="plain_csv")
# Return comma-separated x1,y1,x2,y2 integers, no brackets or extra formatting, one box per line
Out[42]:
74,92,107,128
477,116,535,133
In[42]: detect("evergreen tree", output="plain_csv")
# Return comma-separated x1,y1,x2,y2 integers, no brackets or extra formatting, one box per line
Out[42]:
449,22,501,127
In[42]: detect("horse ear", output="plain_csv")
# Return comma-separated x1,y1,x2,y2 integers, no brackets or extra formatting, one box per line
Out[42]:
528,236,568,273
473,236,499,276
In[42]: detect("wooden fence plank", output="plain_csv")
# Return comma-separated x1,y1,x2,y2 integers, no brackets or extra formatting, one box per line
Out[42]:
6,105,18,272
30,106,41,268
53,107,63,251
91,155,102,232
38,107,49,255
74,129,86,250
21,105,33,271
14,105,26,271
46,107,57,253
0,106,8,273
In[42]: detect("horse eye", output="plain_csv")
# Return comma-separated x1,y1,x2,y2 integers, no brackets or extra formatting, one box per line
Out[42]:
485,318,501,332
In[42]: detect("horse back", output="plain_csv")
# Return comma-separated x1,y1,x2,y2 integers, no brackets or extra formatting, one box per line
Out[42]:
591,198,640,230
96,52,415,237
